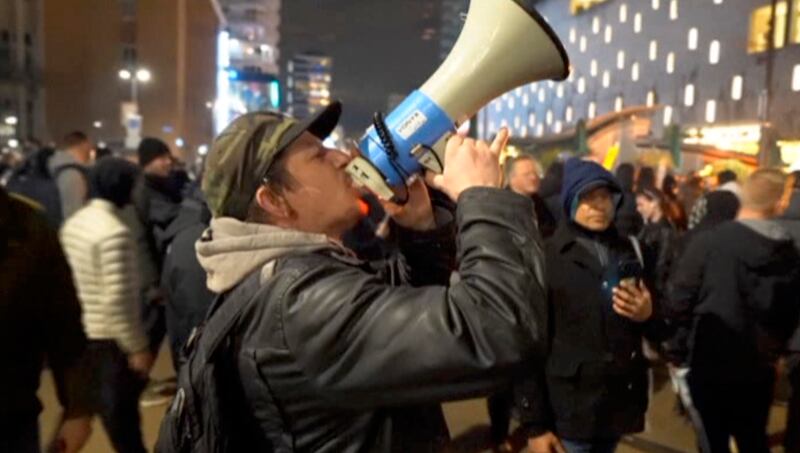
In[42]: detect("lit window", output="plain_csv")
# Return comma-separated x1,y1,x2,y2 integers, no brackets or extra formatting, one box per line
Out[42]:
570,27,577,44
529,113,536,127
570,0,610,14
634,13,643,33
684,84,695,107
631,63,640,81
523,93,530,107
605,25,613,43
709,40,721,64
591,59,598,77
495,101,502,113
688,28,698,50
557,84,565,98
705,100,716,123
539,89,546,102
530,83,538,93
580,36,587,52
620,4,628,23
793,64,800,91
578,77,586,94
667,52,675,74
649,40,658,61
589,101,597,119
593,17,601,34
670,0,679,20
749,1,787,53
489,121,496,133
508,97,515,109
566,106,574,122
515,87,522,96
554,121,563,133
536,124,544,137
617,50,626,70
615,96,624,112
652,0,660,10
714,0,722,4
514,116,522,129
663,106,673,126
520,126,528,137
501,119,508,128
603,71,611,88
503,93,509,100
731,75,743,100
546,110,554,125
647,90,656,107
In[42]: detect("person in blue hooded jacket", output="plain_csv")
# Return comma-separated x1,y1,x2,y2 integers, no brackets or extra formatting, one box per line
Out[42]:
517,158,665,453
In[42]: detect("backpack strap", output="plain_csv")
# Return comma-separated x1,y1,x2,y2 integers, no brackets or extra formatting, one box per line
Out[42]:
188,261,276,362
628,235,645,268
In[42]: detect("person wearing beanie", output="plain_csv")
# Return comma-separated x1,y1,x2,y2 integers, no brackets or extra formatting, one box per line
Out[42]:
518,158,664,453
60,158,153,453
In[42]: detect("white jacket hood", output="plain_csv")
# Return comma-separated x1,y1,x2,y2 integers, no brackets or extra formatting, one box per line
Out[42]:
196,217,345,293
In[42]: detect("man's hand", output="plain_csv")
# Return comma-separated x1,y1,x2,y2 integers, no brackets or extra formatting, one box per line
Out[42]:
128,350,154,378
431,128,509,202
49,416,92,453
612,280,653,322
380,177,436,231
528,432,566,453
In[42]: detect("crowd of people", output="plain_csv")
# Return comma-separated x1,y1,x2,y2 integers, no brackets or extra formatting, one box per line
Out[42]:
0,102,799,453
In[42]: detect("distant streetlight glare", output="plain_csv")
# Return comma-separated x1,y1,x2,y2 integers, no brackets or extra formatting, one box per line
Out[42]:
136,68,152,83
4,116,18,126
118,69,132,80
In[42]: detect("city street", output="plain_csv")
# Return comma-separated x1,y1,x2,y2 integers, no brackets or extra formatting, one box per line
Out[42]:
36,346,789,453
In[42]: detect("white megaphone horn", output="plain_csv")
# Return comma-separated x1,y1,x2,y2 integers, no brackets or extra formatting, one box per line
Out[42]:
346,0,570,202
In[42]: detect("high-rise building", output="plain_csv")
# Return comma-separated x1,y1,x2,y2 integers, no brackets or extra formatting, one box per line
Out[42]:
0,0,44,149
286,53,332,119
214,0,281,133
439,0,468,62
40,0,219,158
479,0,800,168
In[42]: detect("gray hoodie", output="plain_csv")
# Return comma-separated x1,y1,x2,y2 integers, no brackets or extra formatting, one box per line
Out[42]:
195,217,347,294
48,151,89,221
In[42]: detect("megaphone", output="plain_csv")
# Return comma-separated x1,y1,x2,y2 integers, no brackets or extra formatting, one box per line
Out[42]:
346,0,570,202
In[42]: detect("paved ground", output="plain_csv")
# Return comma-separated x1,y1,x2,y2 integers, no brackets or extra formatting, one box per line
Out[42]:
36,346,790,452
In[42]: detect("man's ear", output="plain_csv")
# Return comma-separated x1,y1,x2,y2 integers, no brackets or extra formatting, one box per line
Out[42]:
254,185,293,223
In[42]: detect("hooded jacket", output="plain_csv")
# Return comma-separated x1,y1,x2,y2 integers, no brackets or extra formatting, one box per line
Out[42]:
516,160,663,441
669,219,800,379
193,188,547,452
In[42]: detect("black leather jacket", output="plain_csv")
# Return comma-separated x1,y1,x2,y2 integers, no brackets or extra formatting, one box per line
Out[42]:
226,188,547,452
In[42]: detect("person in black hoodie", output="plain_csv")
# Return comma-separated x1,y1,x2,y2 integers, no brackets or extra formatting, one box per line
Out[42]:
518,158,662,453
539,161,564,225
778,171,800,453
669,169,800,453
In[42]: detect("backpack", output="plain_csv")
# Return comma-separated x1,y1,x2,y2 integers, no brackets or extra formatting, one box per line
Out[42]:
156,262,286,453
6,148,87,228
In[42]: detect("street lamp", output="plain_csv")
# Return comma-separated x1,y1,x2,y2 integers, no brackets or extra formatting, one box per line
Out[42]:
118,67,152,108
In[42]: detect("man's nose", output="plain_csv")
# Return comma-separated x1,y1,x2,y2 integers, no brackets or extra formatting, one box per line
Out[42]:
327,147,354,169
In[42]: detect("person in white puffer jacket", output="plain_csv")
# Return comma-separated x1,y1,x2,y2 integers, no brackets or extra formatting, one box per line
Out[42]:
60,157,153,453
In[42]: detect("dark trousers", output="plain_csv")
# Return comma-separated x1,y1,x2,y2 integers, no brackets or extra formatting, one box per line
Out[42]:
142,298,166,356
688,368,775,453
86,341,148,453
487,389,513,445
787,354,800,453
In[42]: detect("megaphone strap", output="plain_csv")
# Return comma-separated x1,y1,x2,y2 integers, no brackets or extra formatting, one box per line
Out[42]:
373,111,411,205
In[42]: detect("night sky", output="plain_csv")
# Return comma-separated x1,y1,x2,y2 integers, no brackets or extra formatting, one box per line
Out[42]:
280,0,443,134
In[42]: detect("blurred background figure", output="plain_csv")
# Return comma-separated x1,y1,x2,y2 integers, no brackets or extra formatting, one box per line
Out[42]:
60,157,153,453
0,185,90,453
506,154,556,238
615,163,643,237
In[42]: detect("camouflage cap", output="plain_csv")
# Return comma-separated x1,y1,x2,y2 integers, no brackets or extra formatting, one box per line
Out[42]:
202,101,342,219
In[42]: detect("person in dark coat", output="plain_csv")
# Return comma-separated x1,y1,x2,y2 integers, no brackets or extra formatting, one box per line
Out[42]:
778,171,800,453
669,169,800,453
636,188,679,301
518,158,662,453
539,161,564,225
507,154,556,238
160,183,216,370
0,186,90,453
615,163,644,237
